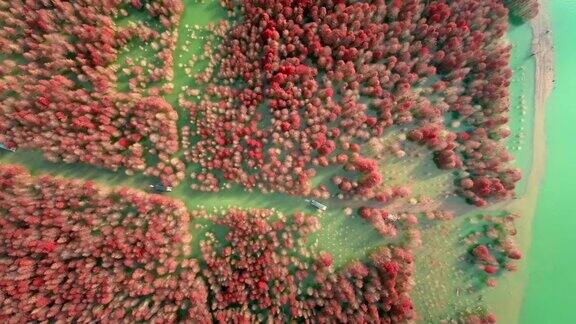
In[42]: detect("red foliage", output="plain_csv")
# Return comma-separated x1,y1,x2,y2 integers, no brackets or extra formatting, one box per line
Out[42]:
318,251,334,267
131,0,143,9
473,244,497,264
353,157,378,173
507,249,522,260
198,208,413,322
0,0,183,186
177,0,521,207
357,207,399,238
360,171,382,189
0,165,209,322
484,265,499,274
359,207,375,219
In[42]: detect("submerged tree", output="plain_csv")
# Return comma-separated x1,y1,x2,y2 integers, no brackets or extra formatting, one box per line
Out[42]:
504,0,539,21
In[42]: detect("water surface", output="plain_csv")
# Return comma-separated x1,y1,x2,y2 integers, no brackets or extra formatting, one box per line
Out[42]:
521,1,576,322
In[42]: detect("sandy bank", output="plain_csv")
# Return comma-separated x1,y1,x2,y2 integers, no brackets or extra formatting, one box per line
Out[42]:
500,2,555,323
515,0,554,262
528,1,554,191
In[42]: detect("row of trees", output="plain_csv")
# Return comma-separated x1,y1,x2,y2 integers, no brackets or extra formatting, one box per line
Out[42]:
183,0,522,209
0,0,184,186
0,164,415,322
1,0,524,204
199,208,415,322
0,164,208,322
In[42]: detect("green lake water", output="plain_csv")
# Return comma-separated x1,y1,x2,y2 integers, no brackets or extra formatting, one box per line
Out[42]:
0,1,574,322
520,1,576,323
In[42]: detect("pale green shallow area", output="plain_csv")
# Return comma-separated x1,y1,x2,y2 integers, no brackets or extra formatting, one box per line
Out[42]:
479,16,537,324
507,22,537,195
0,0,565,322
410,13,538,324
520,1,576,323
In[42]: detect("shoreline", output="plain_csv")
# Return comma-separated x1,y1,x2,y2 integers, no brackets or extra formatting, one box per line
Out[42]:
504,1,555,322
0,2,556,322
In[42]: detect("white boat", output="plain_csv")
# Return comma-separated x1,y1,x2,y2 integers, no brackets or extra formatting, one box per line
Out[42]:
0,143,15,152
150,184,173,193
305,199,327,212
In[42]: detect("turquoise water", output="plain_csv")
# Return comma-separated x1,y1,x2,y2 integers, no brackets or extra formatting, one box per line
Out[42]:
0,1,573,321
521,1,576,323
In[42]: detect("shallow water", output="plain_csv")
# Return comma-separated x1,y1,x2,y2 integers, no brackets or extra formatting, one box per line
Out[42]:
481,12,536,324
409,13,540,323
0,0,572,322
507,21,536,192
520,1,576,322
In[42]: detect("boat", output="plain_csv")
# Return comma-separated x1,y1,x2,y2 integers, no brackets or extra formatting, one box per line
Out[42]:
149,184,173,193
0,143,16,152
305,199,327,212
